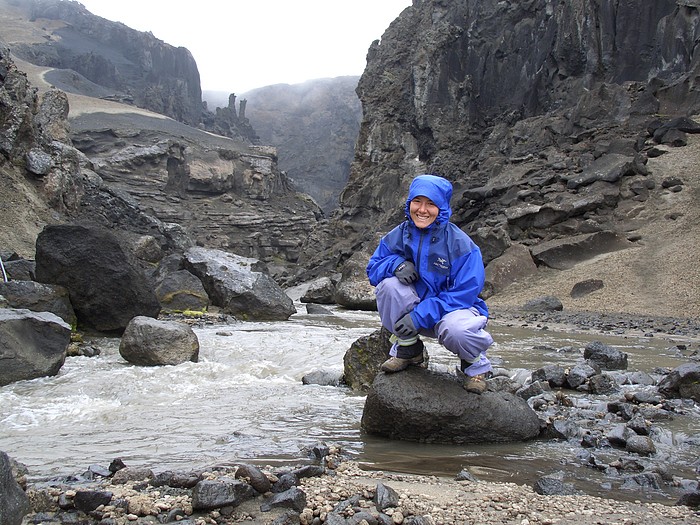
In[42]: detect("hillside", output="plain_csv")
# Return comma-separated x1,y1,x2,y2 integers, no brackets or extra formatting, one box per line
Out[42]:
487,135,700,319
0,0,323,275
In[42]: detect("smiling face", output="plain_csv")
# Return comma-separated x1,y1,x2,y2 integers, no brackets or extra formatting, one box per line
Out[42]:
409,195,439,229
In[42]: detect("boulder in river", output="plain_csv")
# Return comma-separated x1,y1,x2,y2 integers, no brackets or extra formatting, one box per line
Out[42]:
0,308,70,386
119,316,199,366
657,362,700,402
184,247,295,321
34,224,160,334
362,367,541,444
0,280,76,327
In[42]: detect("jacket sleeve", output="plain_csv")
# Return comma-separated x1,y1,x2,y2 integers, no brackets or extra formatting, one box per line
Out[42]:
411,244,486,329
366,225,407,286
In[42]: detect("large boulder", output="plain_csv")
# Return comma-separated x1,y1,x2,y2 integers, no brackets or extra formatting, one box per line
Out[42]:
0,280,77,327
34,225,161,334
0,452,30,525
0,308,70,386
119,316,199,366
334,249,377,311
657,363,700,402
183,247,294,321
362,367,541,444
483,243,538,297
154,270,210,313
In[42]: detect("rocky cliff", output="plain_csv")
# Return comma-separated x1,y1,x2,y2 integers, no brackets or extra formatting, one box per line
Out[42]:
0,0,323,277
3,0,202,126
297,0,700,317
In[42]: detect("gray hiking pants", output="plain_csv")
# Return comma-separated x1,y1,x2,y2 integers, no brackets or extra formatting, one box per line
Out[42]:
375,276,493,376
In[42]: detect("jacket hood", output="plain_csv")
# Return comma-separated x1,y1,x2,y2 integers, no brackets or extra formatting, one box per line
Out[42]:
405,174,453,225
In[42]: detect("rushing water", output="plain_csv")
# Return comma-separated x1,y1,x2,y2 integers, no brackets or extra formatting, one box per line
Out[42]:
1,301,698,505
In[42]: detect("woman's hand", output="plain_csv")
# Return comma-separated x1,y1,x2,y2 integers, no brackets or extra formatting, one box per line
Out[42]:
394,313,418,338
394,261,418,284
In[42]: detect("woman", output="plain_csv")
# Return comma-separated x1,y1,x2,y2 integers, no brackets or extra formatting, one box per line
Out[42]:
366,174,494,394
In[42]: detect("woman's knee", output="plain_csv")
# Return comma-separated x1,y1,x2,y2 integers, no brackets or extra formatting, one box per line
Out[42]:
376,277,419,307
437,311,493,358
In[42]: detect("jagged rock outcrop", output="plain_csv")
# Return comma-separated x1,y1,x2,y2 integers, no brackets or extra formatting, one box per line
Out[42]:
0,40,195,259
70,119,323,270
296,0,700,294
201,92,259,144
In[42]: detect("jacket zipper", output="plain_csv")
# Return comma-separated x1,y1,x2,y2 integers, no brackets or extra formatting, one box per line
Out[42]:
416,228,426,274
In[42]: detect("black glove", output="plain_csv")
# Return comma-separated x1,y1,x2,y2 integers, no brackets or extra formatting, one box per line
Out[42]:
394,313,418,338
394,261,418,284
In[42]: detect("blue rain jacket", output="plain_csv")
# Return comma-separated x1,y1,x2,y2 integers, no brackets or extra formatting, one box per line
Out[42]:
366,174,488,330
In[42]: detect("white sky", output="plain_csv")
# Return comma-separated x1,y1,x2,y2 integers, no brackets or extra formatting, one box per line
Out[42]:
76,0,412,94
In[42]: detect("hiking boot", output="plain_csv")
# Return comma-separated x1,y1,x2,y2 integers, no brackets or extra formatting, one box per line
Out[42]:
463,373,487,394
381,340,425,373
380,354,425,373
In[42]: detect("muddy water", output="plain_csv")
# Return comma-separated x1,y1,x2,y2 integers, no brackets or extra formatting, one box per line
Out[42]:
0,304,697,505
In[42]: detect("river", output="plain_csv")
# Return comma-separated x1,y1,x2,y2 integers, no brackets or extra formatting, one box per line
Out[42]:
1,301,698,505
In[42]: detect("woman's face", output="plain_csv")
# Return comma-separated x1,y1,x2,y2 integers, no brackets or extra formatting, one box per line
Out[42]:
409,196,439,228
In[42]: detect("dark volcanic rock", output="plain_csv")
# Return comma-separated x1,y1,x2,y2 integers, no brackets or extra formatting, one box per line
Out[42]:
584,341,629,371
361,367,540,444
0,280,76,326
0,452,30,525
191,478,257,511
0,308,70,386
657,362,700,402
530,232,635,270
35,224,161,334
570,279,605,298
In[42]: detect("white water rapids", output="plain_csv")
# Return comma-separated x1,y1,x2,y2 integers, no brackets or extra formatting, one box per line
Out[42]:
1,300,698,504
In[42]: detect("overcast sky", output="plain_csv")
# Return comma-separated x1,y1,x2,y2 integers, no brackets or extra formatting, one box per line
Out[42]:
76,0,412,94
